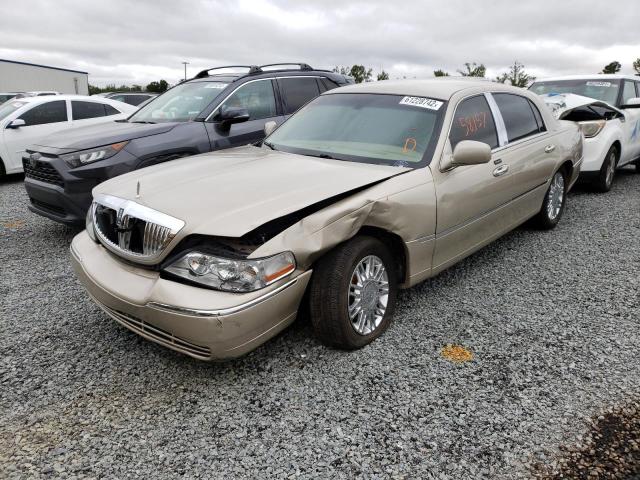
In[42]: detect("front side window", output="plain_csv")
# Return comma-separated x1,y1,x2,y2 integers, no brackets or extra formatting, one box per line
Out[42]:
493,93,541,142
449,95,498,150
529,79,620,105
217,80,277,121
72,101,107,120
621,80,637,105
129,81,228,123
18,100,68,126
279,77,320,114
266,93,444,167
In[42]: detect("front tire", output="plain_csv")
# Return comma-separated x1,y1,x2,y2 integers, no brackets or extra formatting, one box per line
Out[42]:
593,145,618,192
309,236,398,350
533,169,567,230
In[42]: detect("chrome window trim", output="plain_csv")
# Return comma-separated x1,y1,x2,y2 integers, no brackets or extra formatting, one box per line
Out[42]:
488,92,550,150
93,193,185,263
204,76,325,122
147,276,300,317
484,93,508,147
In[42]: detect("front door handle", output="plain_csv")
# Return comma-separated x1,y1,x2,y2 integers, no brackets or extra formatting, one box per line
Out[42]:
544,144,556,153
493,164,509,177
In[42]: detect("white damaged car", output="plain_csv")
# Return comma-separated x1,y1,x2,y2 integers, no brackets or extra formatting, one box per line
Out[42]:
530,75,640,191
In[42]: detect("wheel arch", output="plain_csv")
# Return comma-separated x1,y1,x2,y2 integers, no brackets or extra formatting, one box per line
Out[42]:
351,226,408,285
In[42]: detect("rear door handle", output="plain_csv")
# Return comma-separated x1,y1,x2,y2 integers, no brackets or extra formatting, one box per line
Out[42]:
493,164,509,177
544,144,556,153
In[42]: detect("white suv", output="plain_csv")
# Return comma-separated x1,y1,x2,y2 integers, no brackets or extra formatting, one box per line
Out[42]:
530,75,640,192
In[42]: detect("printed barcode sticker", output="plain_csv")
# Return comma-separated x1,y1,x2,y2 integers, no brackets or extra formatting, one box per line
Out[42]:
399,96,443,110
586,81,612,87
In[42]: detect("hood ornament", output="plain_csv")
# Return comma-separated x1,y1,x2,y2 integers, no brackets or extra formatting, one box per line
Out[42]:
136,180,141,199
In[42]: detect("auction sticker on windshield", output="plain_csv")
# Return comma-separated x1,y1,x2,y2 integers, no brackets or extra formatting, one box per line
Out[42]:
399,96,443,110
586,81,612,87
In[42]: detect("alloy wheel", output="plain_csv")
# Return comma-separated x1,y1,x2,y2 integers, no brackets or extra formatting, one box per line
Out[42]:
348,255,389,335
547,171,565,221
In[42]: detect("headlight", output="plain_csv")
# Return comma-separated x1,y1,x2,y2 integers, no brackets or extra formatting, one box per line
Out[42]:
61,141,128,168
578,120,606,138
85,202,97,242
164,251,296,292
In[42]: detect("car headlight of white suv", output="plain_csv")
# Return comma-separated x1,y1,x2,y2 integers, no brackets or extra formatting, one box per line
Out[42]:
578,120,606,138
164,251,296,292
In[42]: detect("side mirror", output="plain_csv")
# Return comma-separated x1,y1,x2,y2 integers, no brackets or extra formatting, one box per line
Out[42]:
452,140,492,166
7,119,26,129
621,97,640,109
264,120,277,137
216,105,250,128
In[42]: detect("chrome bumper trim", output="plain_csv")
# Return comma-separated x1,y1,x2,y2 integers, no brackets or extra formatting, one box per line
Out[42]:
147,276,301,317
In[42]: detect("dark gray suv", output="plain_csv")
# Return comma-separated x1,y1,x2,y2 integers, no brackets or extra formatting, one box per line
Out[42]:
23,63,352,225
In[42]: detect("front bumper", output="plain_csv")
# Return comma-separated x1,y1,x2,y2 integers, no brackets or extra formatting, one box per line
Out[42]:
70,231,312,361
579,135,613,174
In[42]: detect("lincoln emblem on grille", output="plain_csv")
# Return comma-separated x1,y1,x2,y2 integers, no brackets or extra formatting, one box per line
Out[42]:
115,207,133,250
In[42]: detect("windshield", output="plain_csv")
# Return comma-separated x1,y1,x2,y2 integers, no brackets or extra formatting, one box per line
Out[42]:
128,81,228,123
0,100,27,121
266,93,444,167
530,79,621,105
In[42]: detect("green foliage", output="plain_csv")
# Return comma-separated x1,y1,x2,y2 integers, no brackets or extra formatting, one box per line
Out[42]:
349,65,373,83
146,79,169,93
602,61,622,74
332,66,351,76
633,58,640,76
377,70,389,81
457,62,486,77
88,84,143,95
433,69,450,77
495,61,536,87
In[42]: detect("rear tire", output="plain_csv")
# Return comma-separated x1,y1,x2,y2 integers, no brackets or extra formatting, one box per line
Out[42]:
309,236,398,350
533,169,567,230
593,145,618,192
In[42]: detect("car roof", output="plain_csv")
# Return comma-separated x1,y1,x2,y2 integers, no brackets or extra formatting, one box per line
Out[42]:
10,95,137,108
534,74,640,82
329,78,520,100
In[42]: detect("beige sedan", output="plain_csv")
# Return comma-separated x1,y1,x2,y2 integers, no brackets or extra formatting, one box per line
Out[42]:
71,79,583,360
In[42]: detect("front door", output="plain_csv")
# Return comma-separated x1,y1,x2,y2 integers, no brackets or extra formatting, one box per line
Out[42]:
432,94,515,271
3,99,70,172
206,79,285,150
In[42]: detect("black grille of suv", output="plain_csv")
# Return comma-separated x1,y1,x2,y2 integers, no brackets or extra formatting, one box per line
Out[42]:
22,156,64,187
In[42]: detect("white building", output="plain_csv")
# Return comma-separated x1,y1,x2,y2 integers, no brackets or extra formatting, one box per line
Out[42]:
0,59,89,95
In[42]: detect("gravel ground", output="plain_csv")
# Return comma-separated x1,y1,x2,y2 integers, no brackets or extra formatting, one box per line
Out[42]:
1,169,639,479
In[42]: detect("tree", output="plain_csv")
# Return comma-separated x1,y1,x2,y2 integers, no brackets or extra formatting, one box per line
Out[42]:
146,79,169,93
332,66,350,76
495,61,536,87
633,58,640,76
457,62,486,77
377,70,389,81
433,69,450,77
349,65,373,83
601,61,621,74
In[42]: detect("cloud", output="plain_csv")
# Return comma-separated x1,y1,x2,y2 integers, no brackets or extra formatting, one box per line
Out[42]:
0,0,638,86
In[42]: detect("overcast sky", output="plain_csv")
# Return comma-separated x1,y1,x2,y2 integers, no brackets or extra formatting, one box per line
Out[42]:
1,0,639,87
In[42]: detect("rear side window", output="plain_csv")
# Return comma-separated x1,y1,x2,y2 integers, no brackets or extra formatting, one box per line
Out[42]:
220,80,277,120
449,95,498,150
104,104,121,116
621,80,637,105
493,93,541,142
18,100,68,126
318,77,340,93
279,77,321,114
72,101,107,120
529,100,546,133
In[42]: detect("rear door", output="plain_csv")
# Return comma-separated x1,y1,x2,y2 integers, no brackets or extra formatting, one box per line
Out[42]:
206,79,284,149
71,100,122,127
4,99,70,171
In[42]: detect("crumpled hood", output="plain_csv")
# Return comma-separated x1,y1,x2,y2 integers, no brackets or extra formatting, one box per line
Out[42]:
33,121,179,152
540,93,623,120
94,145,411,237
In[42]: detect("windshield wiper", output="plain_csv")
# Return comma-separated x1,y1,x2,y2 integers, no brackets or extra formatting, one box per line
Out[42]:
263,141,276,150
131,120,156,124
308,153,335,160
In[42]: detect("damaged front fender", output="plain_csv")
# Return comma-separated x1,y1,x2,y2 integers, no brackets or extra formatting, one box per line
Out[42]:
250,168,438,286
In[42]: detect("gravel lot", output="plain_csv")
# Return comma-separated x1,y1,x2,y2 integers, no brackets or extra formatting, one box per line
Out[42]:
1,170,639,479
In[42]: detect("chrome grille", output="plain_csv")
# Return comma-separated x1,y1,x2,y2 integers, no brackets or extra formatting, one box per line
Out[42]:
92,194,184,262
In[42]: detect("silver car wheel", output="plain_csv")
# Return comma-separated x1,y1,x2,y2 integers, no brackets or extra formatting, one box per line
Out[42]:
547,171,565,221
348,255,389,336
605,150,616,188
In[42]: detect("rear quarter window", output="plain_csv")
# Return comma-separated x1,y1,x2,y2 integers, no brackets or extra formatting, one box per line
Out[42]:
493,93,542,142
